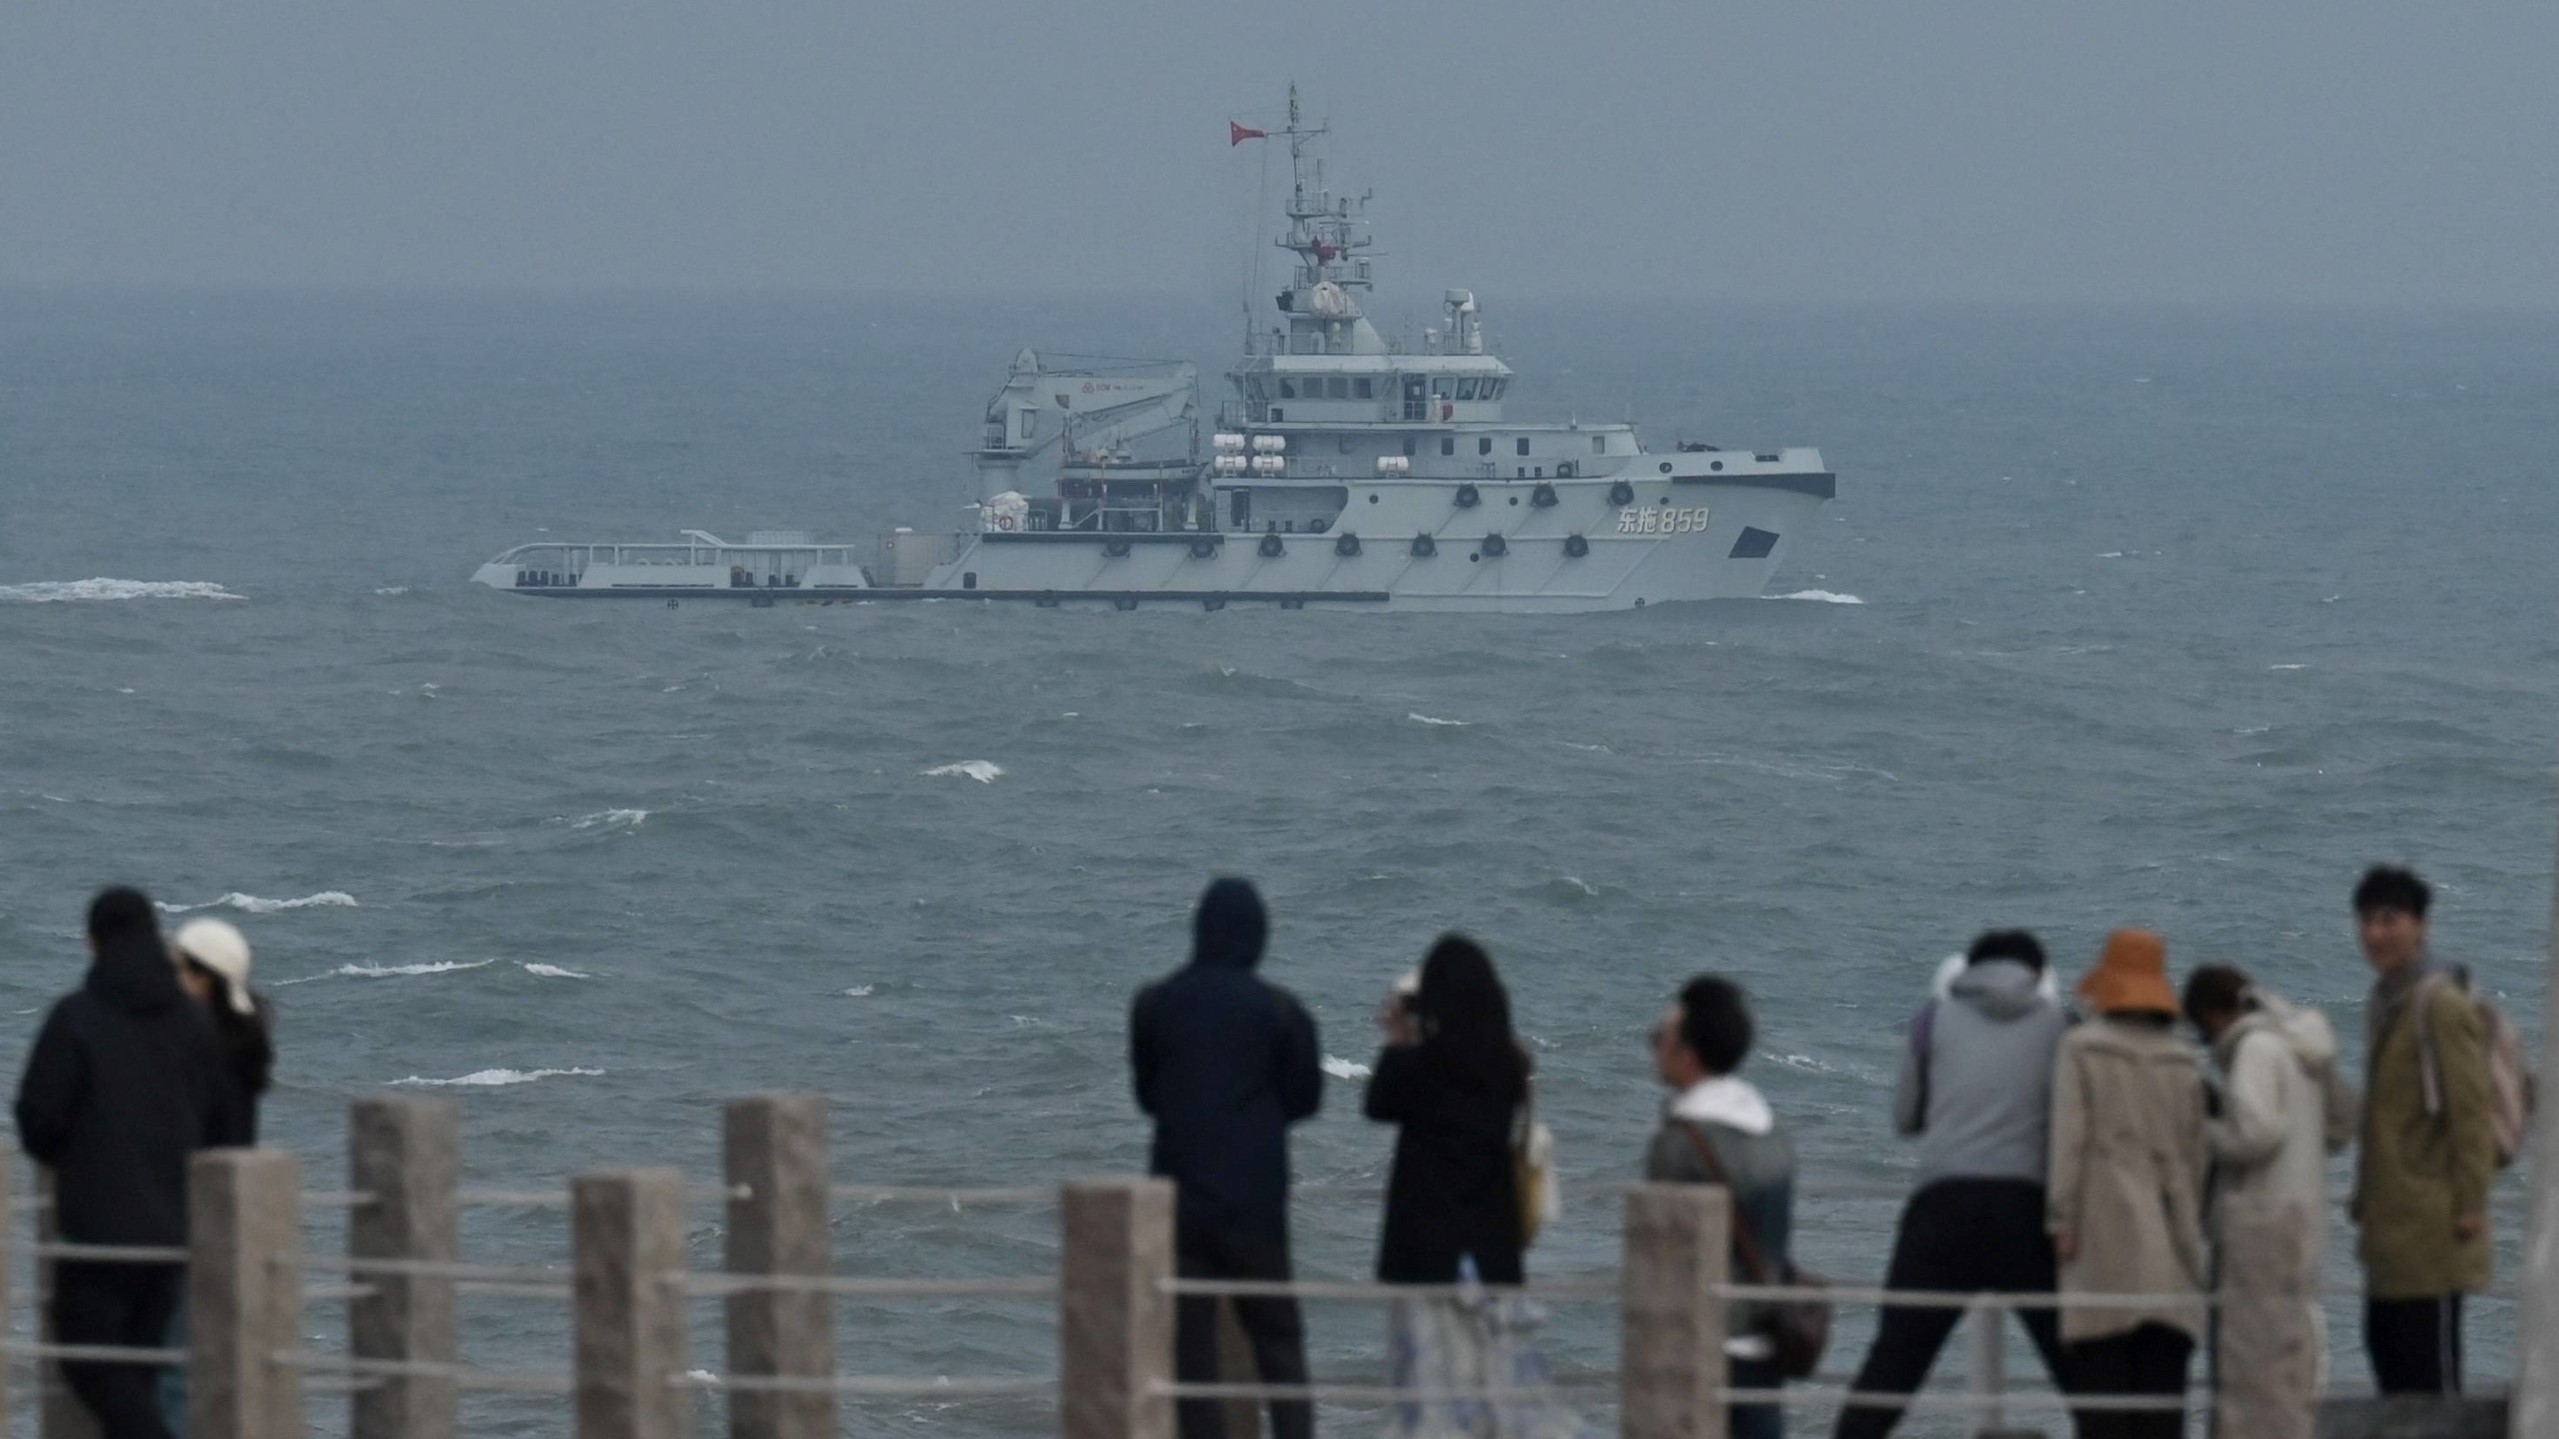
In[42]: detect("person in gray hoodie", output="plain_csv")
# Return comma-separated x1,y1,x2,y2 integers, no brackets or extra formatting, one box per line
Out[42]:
1834,930,2074,1439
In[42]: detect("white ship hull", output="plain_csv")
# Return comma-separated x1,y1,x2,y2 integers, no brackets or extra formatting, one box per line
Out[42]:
471,466,1830,614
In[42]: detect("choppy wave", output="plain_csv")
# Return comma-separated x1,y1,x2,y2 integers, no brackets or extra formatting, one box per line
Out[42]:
1406,713,1470,727
390,1066,605,1088
522,963,591,979
1771,590,1865,605
373,586,410,596
0,578,245,603
923,761,1003,783
1320,1055,1371,1081
332,958,498,979
569,809,648,831
841,985,875,997
161,890,358,915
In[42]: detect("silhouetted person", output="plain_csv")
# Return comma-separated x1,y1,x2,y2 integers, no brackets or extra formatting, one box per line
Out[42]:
1131,878,1322,1439
15,888,237,1439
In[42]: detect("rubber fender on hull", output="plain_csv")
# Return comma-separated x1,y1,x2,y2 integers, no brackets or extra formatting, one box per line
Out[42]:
1530,483,1558,508
1189,538,1218,560
1454,484,1480,509
1258,532,1285,559
1482,534,1508,558
1335,533,1361,558
1608,480,1635,506
1563,533,1589,558
1411,534,1438,558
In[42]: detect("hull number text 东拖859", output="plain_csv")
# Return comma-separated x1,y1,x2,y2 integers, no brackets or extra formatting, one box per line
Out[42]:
1618,506,1712,534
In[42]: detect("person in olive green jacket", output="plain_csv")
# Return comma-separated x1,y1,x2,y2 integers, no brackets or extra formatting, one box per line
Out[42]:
2349,865,2495,1395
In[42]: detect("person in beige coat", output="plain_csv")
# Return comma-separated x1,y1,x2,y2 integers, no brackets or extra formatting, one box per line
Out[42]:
2048,930,2210,1439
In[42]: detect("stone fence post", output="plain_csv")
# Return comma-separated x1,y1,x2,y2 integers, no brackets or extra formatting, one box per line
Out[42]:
724,1092,834,1439
1621,1182,1730,1439
1059,1178,1174,1439
2512,810,2559,1439
1617,1182,1740,1433
350,1095,460,1439
573,1168,692,1439
189,1148,305,1439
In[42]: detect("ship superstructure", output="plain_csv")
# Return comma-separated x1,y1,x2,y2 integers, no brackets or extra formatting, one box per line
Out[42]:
473,90,1835,612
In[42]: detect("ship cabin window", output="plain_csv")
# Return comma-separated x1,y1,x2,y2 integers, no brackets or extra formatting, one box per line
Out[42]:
1278,379,1297,399
1326,377,1349,399
1456,379,1479,401
1402,437,1416,456
1430,377,1453,399
1478,437,1492,455
1355,377,1374,399
1516,437,1531,457
1592,435,1607,455
1440,437,1454,456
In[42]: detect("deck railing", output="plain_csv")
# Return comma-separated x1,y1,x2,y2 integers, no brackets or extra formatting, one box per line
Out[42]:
0,1093,2517,1439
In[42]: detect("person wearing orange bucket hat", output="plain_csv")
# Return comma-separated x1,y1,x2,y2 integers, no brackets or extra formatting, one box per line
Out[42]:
2048,929,2211,1439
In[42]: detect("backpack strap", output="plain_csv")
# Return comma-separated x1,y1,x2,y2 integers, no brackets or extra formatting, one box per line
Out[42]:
1676,1120,1779,1285
2413,974,2448,1121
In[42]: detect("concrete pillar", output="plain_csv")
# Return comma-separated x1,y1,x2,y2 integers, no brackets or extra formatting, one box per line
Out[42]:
188,1148,305,1439
36,1169,103,1439
723,1093,834,1439
2216,1203,2317,1439
1621,1182,1730,1439
0,1151,13,1435
573,1168,692,1439
2512,814,2559,1439
1966,1295,2009,1434
349,1096,460,1439
1215,1299,1261,1439
1059,1178,1175,1439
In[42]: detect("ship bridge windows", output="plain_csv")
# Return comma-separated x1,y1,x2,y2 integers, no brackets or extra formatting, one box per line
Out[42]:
1278,378,1298,399
1516,437,1531,457
1355,377,1374,400
1478,437,1492,456
1402,374,1428,421
1440,437,1455,457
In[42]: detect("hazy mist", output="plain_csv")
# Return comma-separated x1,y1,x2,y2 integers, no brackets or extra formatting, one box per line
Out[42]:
4,1,2553,306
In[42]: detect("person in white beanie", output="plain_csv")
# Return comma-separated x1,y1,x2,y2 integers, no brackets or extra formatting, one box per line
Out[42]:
169,918,273,1142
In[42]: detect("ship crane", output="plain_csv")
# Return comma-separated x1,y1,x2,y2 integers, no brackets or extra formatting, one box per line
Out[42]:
971,348,1197,500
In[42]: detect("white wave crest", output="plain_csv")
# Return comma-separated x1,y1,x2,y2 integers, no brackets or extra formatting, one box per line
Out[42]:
333,958,498,979
391,1066,604,1088
160,890,358,915
570,809,648,830
841,985,875,997
2269,663,2309,671
1771,590,1865,604
1321,1055,1372,1081
374,586,410,596
0,578,245,603
923,761,1003,783
521,963,591,979
1407,713,1470,727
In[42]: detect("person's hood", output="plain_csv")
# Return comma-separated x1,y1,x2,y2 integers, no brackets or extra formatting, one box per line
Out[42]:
2221,990,2338,1073
1190,877,1267,970
84,932,186,1015
1945,957,2055,1021
1668,1075,1774,1136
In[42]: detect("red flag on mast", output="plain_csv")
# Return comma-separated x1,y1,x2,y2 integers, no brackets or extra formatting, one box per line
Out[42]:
1229,120,1269,146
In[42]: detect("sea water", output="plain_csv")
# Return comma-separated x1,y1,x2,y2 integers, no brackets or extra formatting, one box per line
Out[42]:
4,290,2556,1435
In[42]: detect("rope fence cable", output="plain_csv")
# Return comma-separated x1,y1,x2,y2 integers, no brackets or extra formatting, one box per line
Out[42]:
271,1351,576,1394
673,1272,1057,1299
830,1184,1057,1205
0,1341,190,1366
10,1240,189,1264
669,1372,1059,1398
1164,1276,1622,1302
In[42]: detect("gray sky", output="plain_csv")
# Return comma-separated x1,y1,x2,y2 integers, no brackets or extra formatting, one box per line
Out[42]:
5,1,2554,305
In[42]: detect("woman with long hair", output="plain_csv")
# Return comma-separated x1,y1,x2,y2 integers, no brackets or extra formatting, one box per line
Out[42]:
1366,935,1583,1439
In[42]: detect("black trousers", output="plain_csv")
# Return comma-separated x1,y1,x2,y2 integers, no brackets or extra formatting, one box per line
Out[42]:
53,1261,183,1439
1833,1179,2070,1439
2366,1294,2463,1395
2064,1322,2191,1439
1174,1223,1311,1439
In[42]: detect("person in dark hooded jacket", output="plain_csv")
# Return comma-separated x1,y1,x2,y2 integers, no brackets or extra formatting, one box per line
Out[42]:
15,887,240,1439
1130,877,1323,1439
